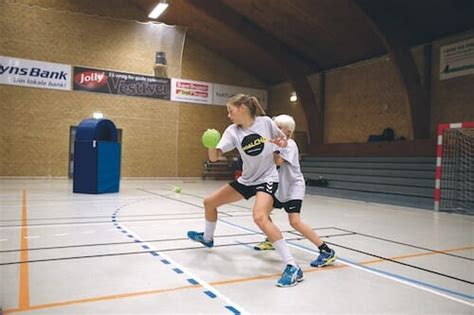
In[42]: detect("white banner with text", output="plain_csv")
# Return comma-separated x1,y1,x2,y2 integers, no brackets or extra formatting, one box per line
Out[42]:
440,37,474,80
0,56,71,90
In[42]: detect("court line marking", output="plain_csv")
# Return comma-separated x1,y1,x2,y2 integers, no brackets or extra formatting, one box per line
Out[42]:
332,227,473,261
322,240,473,284
0,215,244,229
0,233,349,264
0,209,247,223
3,284,201,314
4,190,471,312
19,190,30,309
219,218,474,307
3,242,471,314
173,190,473,261
114,219,249,314
0,228,335,254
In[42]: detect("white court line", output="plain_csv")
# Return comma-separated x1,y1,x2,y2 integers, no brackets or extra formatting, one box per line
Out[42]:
24,236,39,239
219,219,474,308
118,221,249,314
83,230,96,234
0,239,8,242
0,222,113,230
53,233,69,237
0,218,197,230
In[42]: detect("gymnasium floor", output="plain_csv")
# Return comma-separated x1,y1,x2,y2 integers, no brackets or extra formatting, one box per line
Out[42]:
0,179,473,314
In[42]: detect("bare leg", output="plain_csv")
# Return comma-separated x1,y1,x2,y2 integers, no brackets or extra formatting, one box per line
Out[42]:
288,213,324,247
203,184,244,222
252,192,283,242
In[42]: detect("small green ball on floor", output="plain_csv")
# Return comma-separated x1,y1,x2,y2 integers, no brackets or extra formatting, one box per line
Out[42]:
174,186,181,193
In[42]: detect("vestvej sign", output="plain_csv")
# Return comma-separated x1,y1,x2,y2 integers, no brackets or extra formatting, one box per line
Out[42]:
73,66,171,100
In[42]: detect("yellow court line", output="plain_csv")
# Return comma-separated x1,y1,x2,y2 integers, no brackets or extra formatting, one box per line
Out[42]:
4,240,472,313
363,246,474,265
19,189,30,309
4,285,199,314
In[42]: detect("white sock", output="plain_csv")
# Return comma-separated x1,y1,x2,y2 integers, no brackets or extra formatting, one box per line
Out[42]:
203,220,216,241
273,239,296,267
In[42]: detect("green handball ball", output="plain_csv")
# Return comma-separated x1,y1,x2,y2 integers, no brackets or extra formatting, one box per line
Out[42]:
202,129,221,148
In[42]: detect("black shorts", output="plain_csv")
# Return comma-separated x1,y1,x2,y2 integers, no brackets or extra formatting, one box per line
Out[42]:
229,181,278,200
273,198,302,213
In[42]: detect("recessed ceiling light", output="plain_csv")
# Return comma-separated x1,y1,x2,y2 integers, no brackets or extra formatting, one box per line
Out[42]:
148,1,169,19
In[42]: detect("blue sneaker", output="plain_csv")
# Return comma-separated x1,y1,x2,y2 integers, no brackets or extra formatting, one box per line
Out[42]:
187,231,214,248
310,249,336,267
276,265,304,287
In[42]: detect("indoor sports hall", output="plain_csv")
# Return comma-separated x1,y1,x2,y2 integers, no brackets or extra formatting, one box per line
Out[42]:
1,1,473,314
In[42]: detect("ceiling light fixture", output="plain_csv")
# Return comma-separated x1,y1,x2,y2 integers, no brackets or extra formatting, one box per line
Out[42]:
148,1,169,19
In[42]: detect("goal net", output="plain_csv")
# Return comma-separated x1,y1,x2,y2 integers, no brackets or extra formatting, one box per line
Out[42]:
435,122,474,214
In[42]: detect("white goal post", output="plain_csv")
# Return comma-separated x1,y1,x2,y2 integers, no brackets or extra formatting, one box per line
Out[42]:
434,121,474,213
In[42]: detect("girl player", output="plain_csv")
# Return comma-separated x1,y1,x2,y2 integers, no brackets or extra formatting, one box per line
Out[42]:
187,94,303,287
271,114,336,267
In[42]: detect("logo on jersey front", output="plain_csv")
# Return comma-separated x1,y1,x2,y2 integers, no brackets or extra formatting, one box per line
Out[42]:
241,133,267,156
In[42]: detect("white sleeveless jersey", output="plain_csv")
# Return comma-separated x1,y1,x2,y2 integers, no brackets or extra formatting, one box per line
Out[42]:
275,139,306,202
217,116,284,185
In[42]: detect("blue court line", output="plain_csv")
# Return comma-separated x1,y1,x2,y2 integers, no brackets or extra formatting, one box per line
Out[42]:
225,305,241,314
204,290,217,298
110,209,243,315
187,278,199,285
218,218,474,302
290,240,474,301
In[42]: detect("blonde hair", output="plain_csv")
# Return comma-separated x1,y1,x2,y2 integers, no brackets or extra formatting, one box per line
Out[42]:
273,114,296,134
227,94,266,117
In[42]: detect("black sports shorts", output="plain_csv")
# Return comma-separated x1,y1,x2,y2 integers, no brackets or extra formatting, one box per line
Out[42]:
273,198,302,213
229,181,278,200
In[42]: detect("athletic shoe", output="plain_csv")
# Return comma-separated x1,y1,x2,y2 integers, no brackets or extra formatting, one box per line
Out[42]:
187,231,214,248
254,239,275,251
276,265,304,287
310,249,336,267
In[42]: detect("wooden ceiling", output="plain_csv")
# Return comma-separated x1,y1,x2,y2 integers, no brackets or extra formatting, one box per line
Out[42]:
132,0,474,85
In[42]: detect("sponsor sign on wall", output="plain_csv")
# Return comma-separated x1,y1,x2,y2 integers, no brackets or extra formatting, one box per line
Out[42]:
73,66,171,100
0,56,71,91
170,78,213,104
1,56,269,106
440,37,474,80
213,84,268,109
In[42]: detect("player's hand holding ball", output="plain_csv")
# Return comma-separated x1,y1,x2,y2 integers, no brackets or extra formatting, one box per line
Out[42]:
202,129,221,149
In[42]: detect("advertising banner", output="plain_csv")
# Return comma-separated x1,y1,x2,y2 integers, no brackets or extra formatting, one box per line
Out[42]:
440,37,474,80
0,56,71,91
171,78,213,104
213,84,267,109
73,66,170,100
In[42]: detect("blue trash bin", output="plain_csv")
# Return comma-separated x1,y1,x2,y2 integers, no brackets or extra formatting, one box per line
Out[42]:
73,119,121,194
